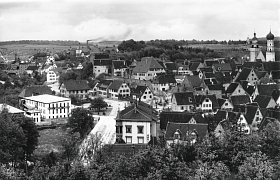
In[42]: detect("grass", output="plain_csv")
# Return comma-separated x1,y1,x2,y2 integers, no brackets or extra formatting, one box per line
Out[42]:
34,126,68,157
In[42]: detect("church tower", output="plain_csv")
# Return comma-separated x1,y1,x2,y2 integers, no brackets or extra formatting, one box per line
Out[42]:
249,32,260,62
265,30,275,62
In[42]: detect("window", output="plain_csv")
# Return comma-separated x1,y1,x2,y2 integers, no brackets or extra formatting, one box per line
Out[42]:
116,126,123,134
137,126,144,134
225,102,228,106
126,136,132,144
126,125,132,133
256,111,259,115
138,137,144,144
181,106,184,110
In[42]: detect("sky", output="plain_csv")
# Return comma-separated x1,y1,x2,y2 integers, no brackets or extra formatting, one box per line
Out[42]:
0,0,279,42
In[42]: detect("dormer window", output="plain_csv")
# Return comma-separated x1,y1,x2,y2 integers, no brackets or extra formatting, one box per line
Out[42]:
174,131,180,139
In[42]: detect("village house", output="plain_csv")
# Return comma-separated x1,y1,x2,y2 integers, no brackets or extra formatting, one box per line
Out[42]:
0,103,25,116
253,95,277,109
108,80,130,99
152,74,177,92
95,79,113,98
59,80,90,99
112,60,127,77
212,63,232,74
21,94,71,125
171,92,195,112
218,98,234,111
194,94,219,113
130,85,154,102
132,57,165,81
115,101,158,144
165,122,208,147
225,82,248,97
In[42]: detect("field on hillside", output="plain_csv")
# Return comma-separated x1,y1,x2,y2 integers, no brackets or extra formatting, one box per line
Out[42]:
0,43,79,61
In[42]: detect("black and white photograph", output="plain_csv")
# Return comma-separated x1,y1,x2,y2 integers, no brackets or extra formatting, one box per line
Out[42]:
0,0,280,179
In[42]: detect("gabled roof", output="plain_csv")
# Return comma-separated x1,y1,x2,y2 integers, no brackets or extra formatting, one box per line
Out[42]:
96,79,113,88
244,104,259,124
212,63,232,72
165,122,208,140
263,62,280,72
194,94,219,109
256,70,268,79
132,57,164,73
160,111,207,130
243,62,263,70
253,95,274,108
173,92,195,105
207,84,224,91
256,84,280,96
130,85,148,95
19,85,52,98
165,62,177,71
230,95,251,106
214,110,228,123
214,72,232,84
225,82,239,94
189,62,201,71
182,75,203,89
62,80,90,91
108,80,124,90
112,60,127,69
271,70,280,80
153,74,176,84
204,60,219,67
240,81,255,96
118,101,158,122
93,59,112,66
235,68,252,82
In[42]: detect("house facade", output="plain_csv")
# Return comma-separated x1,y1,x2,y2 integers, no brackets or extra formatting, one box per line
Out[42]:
171,92,195,112
116,102,158,144
22,94,71,125
59,80,90,99
108,80,130,99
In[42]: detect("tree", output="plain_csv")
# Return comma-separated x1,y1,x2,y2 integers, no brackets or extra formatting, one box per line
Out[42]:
194,160,230,180
238,152,274,180
12,115,39,159
90,97,108,114
67,108,94,139
0,110,26,166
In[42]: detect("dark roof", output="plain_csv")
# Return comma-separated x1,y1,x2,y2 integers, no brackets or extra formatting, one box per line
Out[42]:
271,70,280,80
244,105,259,124
131,85,148,95
263,62,280,72
62,80,90,91
118,101,158,122
189,62,201,71
204,60,219,67
108,80,124,90
96,79,113,88
214,110,228,123
257,84,280,96
112,60,127,69
230,95,251,106
207,84,224,91
133,57,164,73
154,74,176,84
235,68,252,82
253,95,273,108
243,62,263,70
240,81,255,96
160,111,207,130
173,92,195,105
19,85,52,98
217,98,226,107
165,122,208,140
93,59,112,66
204,72,215,79
225,82,239,94
212,63,232,72
165,62,177,71
215,72,232,84
256,71,268,79
182,75,203,89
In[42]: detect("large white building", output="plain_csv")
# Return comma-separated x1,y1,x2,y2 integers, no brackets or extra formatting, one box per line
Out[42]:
266,30,275,62
22,94,71,125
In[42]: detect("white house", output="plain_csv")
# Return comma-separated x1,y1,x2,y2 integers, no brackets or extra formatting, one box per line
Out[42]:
171,92,195,112
116,102,158,144
131,85,154,103
108,80,130,99
132,57,165,81
21,94,71,125
47,70,59,83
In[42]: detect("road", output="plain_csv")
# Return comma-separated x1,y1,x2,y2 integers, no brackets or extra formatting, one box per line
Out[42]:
79,99,128,164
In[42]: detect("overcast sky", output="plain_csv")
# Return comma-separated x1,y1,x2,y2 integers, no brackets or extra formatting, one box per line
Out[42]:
0,0,279,42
